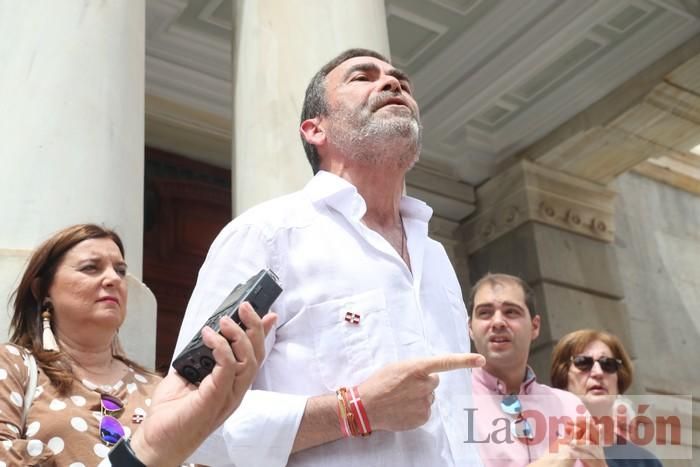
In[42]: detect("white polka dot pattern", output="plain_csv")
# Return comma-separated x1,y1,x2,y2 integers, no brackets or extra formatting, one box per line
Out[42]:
25,421,40,437
70,417,88,432
93,443,110,458
26,439,43,456
49,399,67,411
82,379,97,390
70,395,86,407
9,391,23,407
0,346,162,464
97,459,111,467
134,373,148,383
48,436,65,454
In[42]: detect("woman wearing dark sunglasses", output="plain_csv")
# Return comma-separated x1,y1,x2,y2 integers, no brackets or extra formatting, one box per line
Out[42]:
551,329,662,466
0,224,274,465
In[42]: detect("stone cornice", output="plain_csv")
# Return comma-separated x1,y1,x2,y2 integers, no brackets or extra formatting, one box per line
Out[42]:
460,160,616,254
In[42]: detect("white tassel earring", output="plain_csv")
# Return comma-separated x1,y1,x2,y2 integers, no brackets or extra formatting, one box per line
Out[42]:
41,302,59,352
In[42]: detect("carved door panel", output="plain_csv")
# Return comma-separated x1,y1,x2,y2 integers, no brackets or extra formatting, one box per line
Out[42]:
143,149,231,372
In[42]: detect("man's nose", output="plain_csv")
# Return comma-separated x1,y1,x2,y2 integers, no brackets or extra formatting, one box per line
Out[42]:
380,74,401,93
491,310,506,329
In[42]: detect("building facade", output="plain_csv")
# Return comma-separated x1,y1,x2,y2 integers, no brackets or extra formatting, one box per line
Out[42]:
1,1,698,463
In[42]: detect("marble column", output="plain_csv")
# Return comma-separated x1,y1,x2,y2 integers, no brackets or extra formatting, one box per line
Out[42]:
460,160,636,387
231,0,391,213
0,1,155,366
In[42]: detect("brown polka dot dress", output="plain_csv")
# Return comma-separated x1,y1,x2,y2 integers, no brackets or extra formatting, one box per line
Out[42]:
0,344,161,466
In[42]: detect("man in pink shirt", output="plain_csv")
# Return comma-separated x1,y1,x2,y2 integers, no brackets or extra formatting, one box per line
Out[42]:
467,273,605,466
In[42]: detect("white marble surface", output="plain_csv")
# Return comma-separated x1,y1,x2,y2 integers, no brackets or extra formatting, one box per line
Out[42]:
0,0,145,274
0,1,154,367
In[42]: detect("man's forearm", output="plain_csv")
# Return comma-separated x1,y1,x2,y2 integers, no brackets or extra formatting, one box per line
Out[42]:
291,393,345,453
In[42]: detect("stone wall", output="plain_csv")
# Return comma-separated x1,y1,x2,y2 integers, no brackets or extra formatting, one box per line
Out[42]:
614,172,699,464
614,172,700,395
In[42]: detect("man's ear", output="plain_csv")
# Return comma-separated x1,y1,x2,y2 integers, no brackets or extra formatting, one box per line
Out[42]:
300,117,325,147
468,318,474,340
531,314,541,341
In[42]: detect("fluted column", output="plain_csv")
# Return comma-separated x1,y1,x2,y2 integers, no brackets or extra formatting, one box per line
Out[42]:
0,1,155,366
232,0,391,213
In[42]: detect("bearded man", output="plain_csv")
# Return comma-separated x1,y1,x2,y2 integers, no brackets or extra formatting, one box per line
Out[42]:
174,48,485,467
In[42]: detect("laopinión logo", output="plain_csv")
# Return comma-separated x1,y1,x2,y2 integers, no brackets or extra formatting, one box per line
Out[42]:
457,394,692,460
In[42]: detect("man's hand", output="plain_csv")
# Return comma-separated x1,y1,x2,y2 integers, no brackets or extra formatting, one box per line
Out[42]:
128,302,277,467
360,353,485,432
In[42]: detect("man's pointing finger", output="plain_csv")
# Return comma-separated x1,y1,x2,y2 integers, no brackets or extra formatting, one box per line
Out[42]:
415,353,485,374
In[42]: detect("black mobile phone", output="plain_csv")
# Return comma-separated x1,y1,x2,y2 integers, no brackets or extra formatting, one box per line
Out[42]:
172,269,282,385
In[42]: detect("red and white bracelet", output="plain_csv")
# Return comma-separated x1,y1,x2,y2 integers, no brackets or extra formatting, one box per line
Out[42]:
336,386,372,437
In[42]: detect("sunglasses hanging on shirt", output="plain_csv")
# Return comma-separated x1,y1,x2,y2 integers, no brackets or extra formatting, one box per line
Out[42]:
99,394,126,446
500,394,535,440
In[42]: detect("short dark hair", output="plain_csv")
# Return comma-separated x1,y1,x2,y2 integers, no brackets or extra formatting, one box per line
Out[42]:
466,273,537,318
300,48,390,174
550,329,634,394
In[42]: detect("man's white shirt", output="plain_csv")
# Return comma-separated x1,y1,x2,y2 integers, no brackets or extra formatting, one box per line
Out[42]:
174,171,482,467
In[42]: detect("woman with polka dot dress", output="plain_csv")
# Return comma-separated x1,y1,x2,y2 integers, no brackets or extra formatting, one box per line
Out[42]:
0,224,275,466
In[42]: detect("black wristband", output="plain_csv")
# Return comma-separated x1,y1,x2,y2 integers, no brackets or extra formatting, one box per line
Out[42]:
108,437,147,467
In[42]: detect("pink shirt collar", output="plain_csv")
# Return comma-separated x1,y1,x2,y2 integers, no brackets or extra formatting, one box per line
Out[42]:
471,366,537,396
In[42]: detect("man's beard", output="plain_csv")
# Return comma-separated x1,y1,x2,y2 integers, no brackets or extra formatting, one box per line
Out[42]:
326,94,422,169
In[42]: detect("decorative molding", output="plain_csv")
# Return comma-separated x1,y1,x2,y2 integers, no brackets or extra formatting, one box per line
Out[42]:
386,4,448,67
460,160,616,254
424,8,700,182
633,160,700,196
668,53,700,93
429,0,482,17
533,126,662,183
406,163,476,222
519,45,700,185
428,215,460,242
145,94,231,167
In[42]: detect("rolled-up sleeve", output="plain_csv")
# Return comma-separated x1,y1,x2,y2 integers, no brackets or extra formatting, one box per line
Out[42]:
187,390,308,467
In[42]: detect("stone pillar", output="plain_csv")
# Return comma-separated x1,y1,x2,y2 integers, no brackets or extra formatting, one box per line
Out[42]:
0,1,155,367
232,0,390,213
460,160,637,387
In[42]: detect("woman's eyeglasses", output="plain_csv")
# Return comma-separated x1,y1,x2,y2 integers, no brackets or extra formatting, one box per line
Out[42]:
500,395,534,440
99,394,125,446
571,355,622,374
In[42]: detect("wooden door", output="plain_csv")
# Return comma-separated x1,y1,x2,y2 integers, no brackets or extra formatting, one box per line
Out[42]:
143,148,231,372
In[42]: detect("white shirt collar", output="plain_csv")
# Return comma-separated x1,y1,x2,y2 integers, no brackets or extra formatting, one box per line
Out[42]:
304,170,433,223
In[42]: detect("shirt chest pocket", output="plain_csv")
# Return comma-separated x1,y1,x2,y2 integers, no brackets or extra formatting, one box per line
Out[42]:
307,289,399,391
